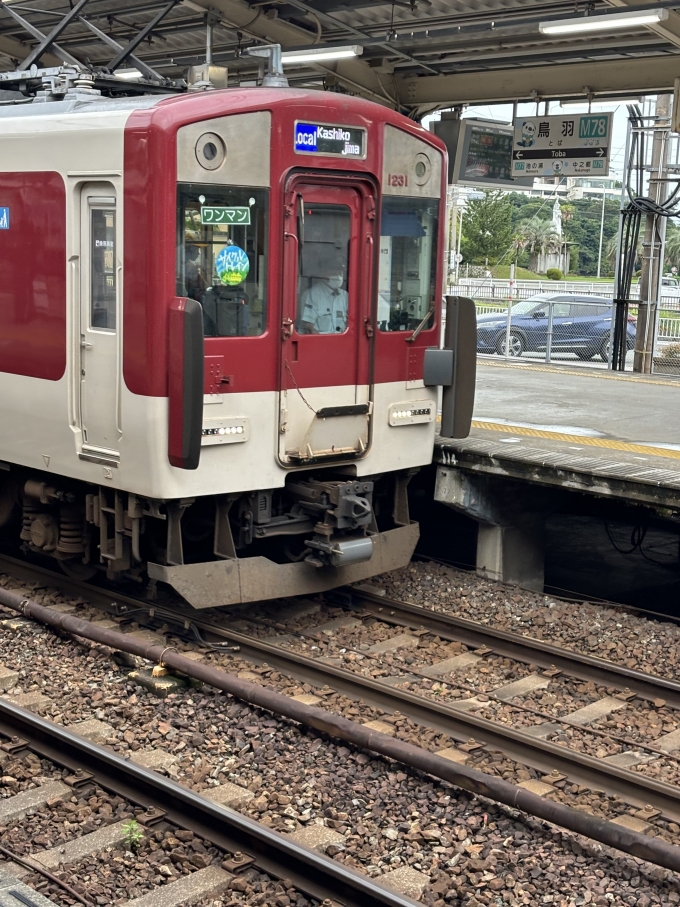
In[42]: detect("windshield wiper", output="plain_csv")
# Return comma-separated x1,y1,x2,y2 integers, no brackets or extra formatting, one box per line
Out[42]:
407,303,435,342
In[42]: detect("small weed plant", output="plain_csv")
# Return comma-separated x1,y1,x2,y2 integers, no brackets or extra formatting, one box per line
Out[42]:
122,819,144,852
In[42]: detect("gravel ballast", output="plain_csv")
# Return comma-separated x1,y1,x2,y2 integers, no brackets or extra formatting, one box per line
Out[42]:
0,571,680,904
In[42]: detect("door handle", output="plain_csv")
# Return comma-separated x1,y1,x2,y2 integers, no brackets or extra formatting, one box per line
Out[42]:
281,317,294,340
80,340,93,349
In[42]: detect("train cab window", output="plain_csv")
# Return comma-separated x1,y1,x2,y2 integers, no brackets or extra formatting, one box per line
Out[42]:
91,207,116,330
177,185,268,337
296,204,351,335
379,198,439,332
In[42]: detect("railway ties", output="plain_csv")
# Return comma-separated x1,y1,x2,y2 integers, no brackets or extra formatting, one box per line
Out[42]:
0,695,419,907
7,557,680,896
4,568,680,831
184,589,680,836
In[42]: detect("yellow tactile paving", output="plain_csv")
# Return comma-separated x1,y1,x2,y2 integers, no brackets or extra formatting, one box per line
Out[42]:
469,420,680,461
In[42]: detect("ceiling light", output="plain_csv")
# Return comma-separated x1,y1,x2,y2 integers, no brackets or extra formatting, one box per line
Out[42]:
539,8,669,36
114,68,144,81
559,98,643,109
281,45,362,64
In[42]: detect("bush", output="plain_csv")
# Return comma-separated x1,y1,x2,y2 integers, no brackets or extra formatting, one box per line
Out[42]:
656,342,680,363
546,268,563,280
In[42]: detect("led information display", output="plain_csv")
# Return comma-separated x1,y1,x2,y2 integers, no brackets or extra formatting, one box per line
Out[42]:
464,125,513,182
294,121,366,158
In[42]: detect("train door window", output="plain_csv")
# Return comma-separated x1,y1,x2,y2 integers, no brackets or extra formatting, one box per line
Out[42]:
90,204,116,330
379,198,439,332
295,203,351,335
177,184,268,337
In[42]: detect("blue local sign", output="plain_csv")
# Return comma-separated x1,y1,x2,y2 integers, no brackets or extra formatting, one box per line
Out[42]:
0,208,9,230
294,122,365,158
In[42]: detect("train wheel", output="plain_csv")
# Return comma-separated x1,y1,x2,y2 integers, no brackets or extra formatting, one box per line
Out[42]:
60,560,97,581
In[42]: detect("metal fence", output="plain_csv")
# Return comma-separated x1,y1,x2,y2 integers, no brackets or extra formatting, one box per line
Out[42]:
452,277,680,311
450,279,680,375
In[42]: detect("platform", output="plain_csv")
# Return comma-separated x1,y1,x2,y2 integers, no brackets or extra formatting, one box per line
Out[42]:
433,360,680,590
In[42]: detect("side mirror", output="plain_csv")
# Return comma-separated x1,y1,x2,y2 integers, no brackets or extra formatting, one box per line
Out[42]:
423,296,476,439
533,310,545,319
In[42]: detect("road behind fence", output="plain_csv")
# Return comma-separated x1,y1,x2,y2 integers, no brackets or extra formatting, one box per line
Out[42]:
449,279,680,376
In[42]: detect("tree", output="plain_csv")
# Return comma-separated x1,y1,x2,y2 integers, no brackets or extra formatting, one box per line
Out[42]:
506,193,621,276
664,222,680,271
514,220,560,272
460,191,514,265
563,198,619,275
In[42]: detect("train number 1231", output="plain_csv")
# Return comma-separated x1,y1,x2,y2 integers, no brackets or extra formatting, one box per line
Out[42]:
387,173,408,187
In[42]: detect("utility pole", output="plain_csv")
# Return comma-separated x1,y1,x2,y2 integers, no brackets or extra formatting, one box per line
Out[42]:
597,182,606,279
634,93,671,373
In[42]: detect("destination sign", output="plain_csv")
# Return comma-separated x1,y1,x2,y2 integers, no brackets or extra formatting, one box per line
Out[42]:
294,121,366,158
511,112,613,178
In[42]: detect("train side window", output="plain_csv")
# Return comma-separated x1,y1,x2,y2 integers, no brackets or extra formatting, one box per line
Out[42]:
90,207,116,331
379,197,439,332
177,184,268,337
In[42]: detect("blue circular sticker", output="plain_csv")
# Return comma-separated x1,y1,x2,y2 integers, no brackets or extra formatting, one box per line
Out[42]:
215,245,250,286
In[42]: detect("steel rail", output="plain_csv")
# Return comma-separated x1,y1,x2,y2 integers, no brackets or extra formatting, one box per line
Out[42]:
179,627,680,825
1,562,680,828
0,696,420,907
5,591,680,874
344,588,680,710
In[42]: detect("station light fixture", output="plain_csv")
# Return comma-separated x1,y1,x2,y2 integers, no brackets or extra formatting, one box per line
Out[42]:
281,45,363,64
539,8,669,35
559,98,643,109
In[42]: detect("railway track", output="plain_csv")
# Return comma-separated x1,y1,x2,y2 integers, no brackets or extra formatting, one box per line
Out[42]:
4,553,680,866
0,694,420,907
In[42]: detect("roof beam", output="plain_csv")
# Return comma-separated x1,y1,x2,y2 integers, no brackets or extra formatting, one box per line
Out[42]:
278,0,384,14
19,0,91,70
395,54,680,109
0,32,60,67
605,0,680,50
0,1,80,67
183,0,399,106
107,0,178,72
78,16,164,81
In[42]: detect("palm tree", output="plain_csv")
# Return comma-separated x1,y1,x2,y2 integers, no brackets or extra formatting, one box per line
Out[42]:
514,220,560,272
663,228,680,271
605,232,643,272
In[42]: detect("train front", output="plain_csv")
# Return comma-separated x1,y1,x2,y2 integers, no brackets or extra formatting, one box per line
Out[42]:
127,89,472,607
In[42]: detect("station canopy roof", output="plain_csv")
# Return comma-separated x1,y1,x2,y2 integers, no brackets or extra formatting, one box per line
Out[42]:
0,0,679,116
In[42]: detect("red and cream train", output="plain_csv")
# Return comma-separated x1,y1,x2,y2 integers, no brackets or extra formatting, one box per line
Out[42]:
0,79,474,608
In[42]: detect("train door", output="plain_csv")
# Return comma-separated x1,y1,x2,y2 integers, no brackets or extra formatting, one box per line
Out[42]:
279,177,376,464
79,186,120,460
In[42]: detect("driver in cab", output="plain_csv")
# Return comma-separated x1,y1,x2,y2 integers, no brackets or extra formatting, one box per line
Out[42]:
299,266,348,334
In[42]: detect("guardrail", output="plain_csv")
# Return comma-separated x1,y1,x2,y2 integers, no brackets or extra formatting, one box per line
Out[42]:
450,277,680,310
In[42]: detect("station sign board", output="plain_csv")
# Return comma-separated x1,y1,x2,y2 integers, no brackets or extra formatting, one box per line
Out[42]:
511,112,612,179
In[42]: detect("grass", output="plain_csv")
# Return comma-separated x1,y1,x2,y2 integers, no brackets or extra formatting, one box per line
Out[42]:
564,274,616,282
487,265,614,281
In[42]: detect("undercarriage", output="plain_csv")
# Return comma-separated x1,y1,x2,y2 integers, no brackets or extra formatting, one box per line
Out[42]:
0,467,419,607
